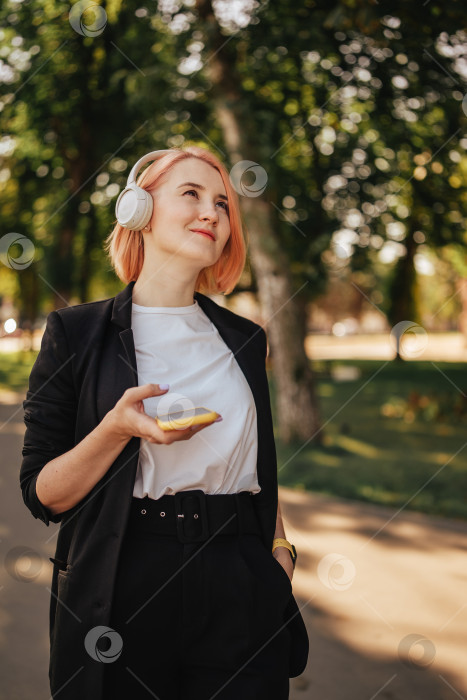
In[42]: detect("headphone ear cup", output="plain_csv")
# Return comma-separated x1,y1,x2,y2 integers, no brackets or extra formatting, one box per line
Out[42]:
115,183,153,230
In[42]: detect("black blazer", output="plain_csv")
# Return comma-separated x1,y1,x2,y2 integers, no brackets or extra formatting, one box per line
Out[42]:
20,280,309,697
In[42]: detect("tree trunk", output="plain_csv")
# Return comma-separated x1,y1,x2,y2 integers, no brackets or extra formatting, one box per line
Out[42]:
79,203,97,303
239,192,322,443
196,0,323,444
387,226,418,362
50,95,96,308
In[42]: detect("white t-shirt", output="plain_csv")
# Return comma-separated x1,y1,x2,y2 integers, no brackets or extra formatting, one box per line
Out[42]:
131,299,261,500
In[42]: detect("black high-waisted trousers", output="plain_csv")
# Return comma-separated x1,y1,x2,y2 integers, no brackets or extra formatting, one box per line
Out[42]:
102,490,292,699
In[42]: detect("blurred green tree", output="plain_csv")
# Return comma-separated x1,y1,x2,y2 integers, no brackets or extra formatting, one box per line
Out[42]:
0,0,179,314
1,0,466,438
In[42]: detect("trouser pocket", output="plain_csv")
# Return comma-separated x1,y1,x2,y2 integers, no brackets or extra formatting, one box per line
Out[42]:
235,535,292,652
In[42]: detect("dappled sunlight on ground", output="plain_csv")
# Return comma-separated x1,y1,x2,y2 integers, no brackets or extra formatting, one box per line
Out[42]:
305,332,467,362
282,486,467,699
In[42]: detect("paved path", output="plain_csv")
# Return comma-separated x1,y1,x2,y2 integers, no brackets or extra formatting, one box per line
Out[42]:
1,392,466,699
282,487,467,700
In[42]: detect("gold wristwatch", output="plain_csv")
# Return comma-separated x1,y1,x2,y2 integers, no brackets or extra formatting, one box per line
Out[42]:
272,537,297,569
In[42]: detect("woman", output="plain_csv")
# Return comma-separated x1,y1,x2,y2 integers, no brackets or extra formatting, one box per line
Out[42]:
20,145,309,700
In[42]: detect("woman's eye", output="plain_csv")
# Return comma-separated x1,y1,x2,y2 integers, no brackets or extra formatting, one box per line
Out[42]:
183,190,229,213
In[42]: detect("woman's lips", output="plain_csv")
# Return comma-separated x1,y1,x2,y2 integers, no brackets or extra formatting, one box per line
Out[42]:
192,230,215,240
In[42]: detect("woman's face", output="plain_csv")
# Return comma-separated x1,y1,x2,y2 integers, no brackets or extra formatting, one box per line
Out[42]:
146,157,231,269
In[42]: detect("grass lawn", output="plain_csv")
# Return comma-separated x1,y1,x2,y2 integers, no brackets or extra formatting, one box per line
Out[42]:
0,351,38,393
2,351,466,521
271,359,467,522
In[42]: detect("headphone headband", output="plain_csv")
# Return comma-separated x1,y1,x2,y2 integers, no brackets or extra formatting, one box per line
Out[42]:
126,149,173,186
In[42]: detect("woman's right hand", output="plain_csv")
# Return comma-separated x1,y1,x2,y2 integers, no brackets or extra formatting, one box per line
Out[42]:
105,383,218,445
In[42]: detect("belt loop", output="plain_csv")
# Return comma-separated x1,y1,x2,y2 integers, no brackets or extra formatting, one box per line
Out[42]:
234,493,243,541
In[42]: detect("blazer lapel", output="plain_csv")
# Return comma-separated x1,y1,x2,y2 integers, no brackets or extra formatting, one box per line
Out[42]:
192,291,268,424
94,282,138,431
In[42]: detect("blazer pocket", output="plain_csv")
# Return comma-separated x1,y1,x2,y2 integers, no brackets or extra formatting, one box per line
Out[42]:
49,557,67,571
56,569,72,621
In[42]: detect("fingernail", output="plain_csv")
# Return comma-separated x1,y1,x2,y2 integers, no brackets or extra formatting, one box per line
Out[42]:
214,416,223,422
159,383,170,391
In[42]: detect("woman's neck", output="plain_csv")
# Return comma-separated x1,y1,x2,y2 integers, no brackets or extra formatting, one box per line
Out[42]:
132,276,196,308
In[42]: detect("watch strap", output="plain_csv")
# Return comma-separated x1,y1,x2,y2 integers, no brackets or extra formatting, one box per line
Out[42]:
272,537,297,568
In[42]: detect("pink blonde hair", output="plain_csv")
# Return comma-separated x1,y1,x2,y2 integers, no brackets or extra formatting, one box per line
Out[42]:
104,145,247,295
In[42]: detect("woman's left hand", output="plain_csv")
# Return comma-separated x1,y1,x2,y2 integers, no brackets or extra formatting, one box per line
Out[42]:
273,547,294,583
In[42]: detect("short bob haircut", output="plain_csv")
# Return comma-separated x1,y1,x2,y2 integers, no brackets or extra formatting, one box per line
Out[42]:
104,145,247,295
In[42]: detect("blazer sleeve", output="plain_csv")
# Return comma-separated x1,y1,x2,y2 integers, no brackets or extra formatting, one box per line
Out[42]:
20,310,78,526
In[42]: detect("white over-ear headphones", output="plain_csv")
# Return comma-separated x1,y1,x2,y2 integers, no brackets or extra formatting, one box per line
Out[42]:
115,150,173,230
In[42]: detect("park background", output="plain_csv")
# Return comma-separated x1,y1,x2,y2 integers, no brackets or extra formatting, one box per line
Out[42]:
0,1,466,699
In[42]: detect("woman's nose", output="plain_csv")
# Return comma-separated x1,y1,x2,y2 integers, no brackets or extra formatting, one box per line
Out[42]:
198,204,218,222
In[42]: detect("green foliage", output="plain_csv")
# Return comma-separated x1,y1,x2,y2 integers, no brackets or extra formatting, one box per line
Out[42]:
0,0,466,326
0,351,38,391
0,0,182,312
381,389,467,424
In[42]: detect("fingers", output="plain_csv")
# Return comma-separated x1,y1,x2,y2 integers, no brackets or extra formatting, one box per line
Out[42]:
123,384,221,445
169,423,212,442
126,383,170,400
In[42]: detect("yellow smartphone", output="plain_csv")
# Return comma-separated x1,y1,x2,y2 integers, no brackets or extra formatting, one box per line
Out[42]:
155,406,220,431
